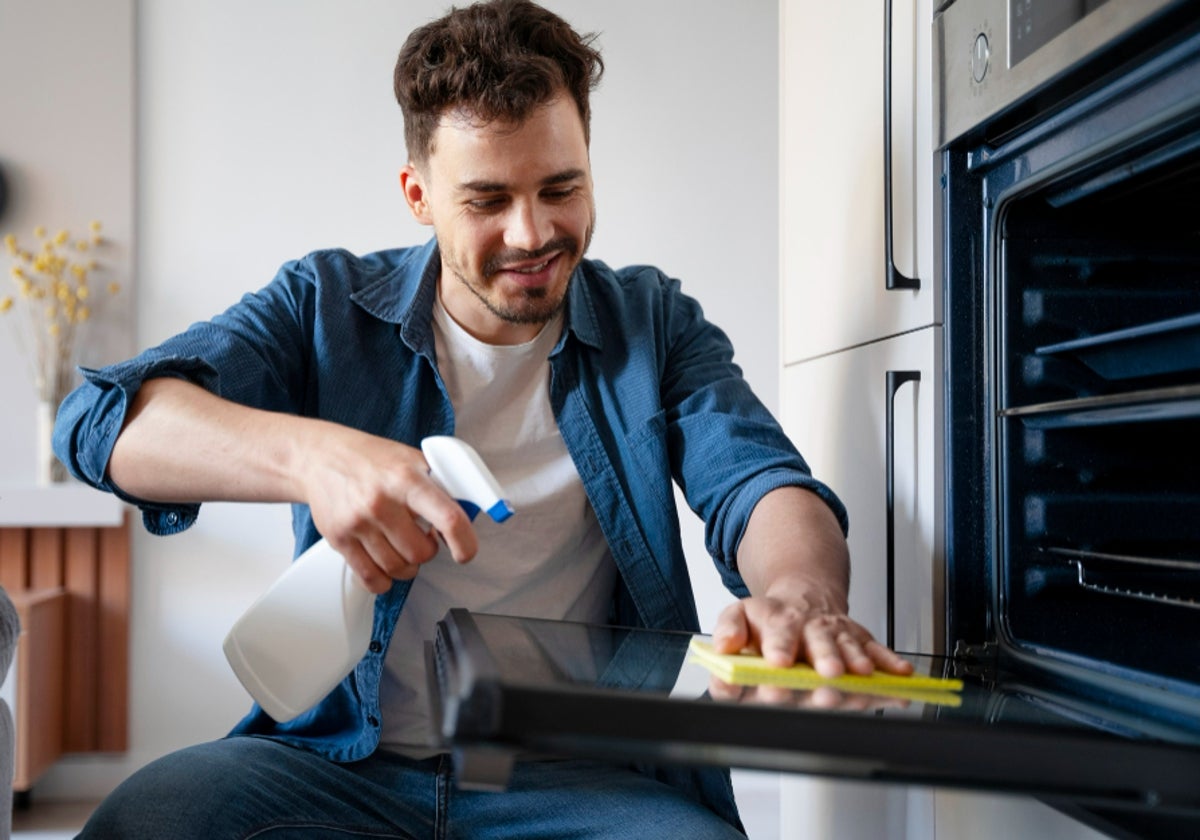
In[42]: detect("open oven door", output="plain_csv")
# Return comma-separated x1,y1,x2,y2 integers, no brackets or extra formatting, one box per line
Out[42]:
430,610,1200,838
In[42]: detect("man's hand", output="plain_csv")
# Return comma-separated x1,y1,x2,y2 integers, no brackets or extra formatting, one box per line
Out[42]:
711,595,912,678
728,485,913,678
293,424,479,593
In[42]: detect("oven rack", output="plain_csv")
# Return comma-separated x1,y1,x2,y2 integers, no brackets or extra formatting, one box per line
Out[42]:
1035,311,1200,380
999,383,1200,428
1044,546,1200,611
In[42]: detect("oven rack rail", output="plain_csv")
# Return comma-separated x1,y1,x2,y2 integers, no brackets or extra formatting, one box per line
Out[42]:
1044,546,1200,611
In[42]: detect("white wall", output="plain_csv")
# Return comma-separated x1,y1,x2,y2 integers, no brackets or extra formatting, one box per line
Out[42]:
23,0,782,811
0,0,136,478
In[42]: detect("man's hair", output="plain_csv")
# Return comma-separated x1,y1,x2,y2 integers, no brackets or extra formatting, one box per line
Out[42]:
394,0,604,165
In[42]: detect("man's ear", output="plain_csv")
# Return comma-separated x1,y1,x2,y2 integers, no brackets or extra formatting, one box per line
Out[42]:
400,164,433,225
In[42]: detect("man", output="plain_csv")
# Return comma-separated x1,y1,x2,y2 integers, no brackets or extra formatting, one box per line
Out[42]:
56,1,910,836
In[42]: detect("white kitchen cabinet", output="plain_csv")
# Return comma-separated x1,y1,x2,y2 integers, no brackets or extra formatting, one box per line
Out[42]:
780,327,942,654
780,0,936,366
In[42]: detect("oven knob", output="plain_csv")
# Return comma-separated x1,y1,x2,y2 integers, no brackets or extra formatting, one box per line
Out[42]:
971,32,991,83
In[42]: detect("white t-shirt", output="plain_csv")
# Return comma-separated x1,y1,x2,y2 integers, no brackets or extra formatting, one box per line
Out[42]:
378,295,618,752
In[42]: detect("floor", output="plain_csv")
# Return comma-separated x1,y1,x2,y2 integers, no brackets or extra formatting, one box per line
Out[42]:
11,799,95,840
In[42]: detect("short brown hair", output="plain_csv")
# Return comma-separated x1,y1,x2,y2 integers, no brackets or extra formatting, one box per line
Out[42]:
394,0,604,165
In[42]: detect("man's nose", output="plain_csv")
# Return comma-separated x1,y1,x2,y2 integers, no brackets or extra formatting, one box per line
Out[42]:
503,199,553,252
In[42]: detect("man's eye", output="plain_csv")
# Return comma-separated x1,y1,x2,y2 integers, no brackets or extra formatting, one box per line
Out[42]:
543,188,576,201
468,197,506,211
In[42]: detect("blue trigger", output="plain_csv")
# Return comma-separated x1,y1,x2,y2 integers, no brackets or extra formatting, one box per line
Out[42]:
487,500,514,522
456,499,481,521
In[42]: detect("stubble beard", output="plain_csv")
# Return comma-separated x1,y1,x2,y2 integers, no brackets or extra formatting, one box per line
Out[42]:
450,221,594,327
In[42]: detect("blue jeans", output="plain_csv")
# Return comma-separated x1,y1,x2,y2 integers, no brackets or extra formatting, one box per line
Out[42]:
77,737,746,839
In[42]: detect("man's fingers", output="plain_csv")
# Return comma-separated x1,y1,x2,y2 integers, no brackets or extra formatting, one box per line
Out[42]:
802,622,846,678
757,612,803,667
405,476,479,564
719,597,915,681
865,639,914,675
338,540,393,594
835,631,877,676
711,602,752,654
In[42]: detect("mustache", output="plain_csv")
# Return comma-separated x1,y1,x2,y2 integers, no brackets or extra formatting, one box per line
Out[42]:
482,236,580,276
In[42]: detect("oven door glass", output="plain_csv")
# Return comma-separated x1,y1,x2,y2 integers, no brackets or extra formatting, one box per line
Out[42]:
431,611,1200,820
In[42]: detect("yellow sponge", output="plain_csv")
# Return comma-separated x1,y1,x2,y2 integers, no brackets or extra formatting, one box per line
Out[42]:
687,637,963,706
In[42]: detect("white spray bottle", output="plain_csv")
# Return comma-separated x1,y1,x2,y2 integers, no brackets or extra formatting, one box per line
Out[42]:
222,436,513,722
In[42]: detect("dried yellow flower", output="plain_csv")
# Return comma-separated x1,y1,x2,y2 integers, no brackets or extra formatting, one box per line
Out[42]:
1,220,121,401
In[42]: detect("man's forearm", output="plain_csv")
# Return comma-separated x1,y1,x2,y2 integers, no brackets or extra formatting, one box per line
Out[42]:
735,485,851,612
109,377,478,590
108,377,311,504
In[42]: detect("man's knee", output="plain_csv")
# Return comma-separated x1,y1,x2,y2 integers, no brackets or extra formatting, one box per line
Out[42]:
79,739,278,839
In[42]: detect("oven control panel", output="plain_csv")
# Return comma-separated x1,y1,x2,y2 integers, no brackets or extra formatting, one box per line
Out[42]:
934,0,1181,146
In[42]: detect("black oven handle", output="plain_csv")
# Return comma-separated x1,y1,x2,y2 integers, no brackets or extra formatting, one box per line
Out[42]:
884,0,920,291
886,369,921,650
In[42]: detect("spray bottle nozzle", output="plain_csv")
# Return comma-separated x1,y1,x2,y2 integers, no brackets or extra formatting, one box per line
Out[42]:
421,436,514,522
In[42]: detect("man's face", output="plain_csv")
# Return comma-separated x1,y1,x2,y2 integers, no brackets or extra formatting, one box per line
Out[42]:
401,95,595,345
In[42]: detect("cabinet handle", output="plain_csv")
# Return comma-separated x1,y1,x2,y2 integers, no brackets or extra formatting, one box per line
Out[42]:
886,370,921,649
884,0,920,291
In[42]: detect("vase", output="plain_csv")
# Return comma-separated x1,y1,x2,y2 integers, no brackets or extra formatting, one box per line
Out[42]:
35,397,68,485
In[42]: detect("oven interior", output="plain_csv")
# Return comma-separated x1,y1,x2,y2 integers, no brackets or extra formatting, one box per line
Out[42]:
994,116,1200,701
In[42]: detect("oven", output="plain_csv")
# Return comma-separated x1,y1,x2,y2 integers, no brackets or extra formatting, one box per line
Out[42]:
430,3,1200,837
937,0,1200,833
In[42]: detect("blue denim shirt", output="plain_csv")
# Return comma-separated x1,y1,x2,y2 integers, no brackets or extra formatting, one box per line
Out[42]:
54,238,847,828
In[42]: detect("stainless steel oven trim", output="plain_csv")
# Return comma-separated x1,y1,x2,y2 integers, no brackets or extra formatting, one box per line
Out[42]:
935,0,1183,147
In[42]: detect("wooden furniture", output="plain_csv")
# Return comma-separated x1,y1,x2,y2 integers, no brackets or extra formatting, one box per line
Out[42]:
0,488,130,797
7,588,66,792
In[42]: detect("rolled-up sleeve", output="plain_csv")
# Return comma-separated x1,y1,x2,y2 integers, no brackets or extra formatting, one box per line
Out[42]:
52,259,316,535
657,276,849,575
53,356,220,534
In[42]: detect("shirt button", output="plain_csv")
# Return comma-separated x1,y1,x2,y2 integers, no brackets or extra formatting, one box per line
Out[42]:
165,512,179,525
368,715,380,727
369,640,383,654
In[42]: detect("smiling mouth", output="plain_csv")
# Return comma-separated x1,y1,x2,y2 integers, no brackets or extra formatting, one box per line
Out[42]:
505,256,554,274
484,237,579,279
